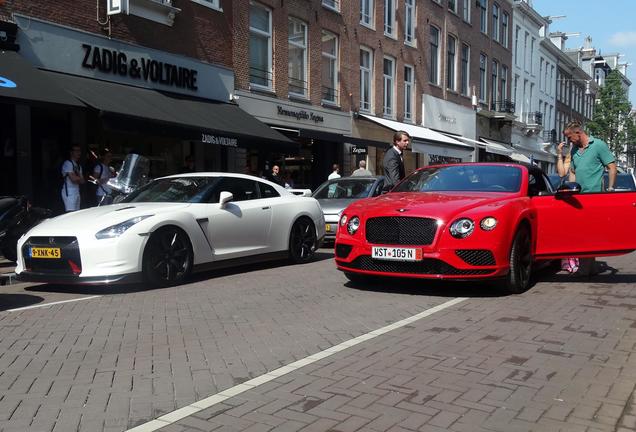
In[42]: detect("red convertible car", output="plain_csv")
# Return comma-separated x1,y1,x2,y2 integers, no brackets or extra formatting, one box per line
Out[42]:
335,163,636,293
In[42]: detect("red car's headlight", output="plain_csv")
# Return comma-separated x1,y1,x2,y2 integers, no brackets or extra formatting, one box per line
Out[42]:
449,218,474,238
347,216,361,235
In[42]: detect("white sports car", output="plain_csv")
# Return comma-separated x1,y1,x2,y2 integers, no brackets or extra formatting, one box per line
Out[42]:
15,173,325,285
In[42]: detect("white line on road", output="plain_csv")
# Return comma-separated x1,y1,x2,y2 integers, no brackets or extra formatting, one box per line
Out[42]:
5,295,101,312
126,297,468,432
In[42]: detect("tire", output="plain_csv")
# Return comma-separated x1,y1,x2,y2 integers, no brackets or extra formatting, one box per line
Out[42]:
501,227,533,294
142,227,193,286
288,218,317,264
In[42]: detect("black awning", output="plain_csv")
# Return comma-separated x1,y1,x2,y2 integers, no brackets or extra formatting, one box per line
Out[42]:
0,51,83,107
41,71,293,147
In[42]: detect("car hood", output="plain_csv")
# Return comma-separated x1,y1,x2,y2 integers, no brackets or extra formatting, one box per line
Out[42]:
316,198,358,215
344,192,514,219
25,202,192,236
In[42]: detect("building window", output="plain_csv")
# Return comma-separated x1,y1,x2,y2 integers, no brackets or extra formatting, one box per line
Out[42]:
530,38,535,74
491,60,498,108
514,26,520,66
460,43,470,96
322,0,339,12
404,0,415,45
191,0,222,10
501,65,508,102
249,2,272,89
448,0,457,14
360,47,373,112
479,53,487,102
479,0,487,34
492,3,499,42
288,18,307,97
383,56,395,117
501,12,509,48
462,0,470,22
321,30,339,104
384,0,395,37
523,32,528,71
360,0,374,27
404,64,414,121
447,35,457,91
429,25,440,85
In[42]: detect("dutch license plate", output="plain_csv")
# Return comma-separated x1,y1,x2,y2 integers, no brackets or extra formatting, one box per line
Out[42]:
372,246,422,262
30,247,61,259
325,224,332,232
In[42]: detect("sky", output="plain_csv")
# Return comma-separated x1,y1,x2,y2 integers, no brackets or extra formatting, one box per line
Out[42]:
531,0,636,104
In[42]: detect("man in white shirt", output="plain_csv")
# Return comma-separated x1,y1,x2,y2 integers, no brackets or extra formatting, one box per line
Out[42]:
328,164,341,180
92,148,114,205
61,145,85,212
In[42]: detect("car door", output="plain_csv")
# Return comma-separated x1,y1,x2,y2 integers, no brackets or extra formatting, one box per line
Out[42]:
204,177,273,260
531,186,636,259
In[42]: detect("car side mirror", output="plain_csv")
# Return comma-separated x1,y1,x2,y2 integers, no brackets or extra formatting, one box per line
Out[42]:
219,191,233,208
556,181,581,197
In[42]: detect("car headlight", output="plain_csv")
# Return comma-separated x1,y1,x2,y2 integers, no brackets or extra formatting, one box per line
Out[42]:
480,217,498,231
95,215,153,239
347,216,360,235
449,218,474,238
339,214,348,226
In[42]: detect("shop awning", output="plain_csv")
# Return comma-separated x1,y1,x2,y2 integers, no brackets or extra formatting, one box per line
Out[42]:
0,51,83,107
359,114,471,148
510,143,555,163
510,152,532,163
479,138,515,156
41,71,292,147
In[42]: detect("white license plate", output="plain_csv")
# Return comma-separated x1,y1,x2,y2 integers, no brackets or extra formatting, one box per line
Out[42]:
371,246,422,262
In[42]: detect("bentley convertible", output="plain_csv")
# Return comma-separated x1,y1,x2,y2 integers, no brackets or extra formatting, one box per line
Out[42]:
16,173,325,286
335,163,636,294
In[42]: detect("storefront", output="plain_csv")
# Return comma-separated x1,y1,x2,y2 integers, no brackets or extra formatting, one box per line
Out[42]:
511,130,556,171
5,15,289,211
234,90,357,189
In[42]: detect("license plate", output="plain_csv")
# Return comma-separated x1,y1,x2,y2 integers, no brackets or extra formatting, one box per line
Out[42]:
325,224,332,232
30,247,61,259
372,246,422,262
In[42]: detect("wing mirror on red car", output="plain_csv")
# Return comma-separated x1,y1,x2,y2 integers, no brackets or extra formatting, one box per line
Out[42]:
556,182,581,196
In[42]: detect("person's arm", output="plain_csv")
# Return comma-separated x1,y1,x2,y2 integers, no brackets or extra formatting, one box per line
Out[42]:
556,142,569,177
606,162,617,191
384,154,401,187
63,162,84,184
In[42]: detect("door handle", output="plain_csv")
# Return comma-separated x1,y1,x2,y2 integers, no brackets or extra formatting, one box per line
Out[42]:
262,206,271,210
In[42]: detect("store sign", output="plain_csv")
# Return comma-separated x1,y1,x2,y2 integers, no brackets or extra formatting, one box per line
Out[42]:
350,145,367,155
276,105,324,123
81,44,198,90
107,0,128,15
201,133,237,147
429,154,461,164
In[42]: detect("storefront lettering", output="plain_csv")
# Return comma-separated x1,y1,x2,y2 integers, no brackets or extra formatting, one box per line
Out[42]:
438,114,457,124
276,105,324,123
350,146,367,154
81,44,198,90
201,133,237,147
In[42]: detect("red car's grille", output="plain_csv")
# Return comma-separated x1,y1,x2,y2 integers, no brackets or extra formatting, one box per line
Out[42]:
455,249,496,266
365,217,437,245
338,257,494,276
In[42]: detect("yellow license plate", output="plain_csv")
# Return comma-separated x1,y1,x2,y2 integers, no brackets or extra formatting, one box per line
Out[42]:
325,224,332,232
30,247,61,259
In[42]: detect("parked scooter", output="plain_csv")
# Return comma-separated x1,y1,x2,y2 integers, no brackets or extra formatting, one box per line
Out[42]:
98,153,151,205
0,196,52,262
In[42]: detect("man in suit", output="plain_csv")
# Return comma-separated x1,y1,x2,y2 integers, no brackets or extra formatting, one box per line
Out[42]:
383,130,410,191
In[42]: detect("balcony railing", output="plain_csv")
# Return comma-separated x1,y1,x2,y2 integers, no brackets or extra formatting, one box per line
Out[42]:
490,99,516,114
525,111,543,126
249,67,272,88
288,77,307,96
321,86,339,104
542,129,557,143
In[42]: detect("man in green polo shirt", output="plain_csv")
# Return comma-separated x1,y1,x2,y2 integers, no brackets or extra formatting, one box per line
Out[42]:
563,121,617,277
565,121,617,192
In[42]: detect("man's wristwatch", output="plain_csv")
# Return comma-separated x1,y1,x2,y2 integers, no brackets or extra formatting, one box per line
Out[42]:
608,187,615,192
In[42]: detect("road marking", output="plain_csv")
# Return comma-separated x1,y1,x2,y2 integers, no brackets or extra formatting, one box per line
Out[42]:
5,295,101,312
126,297,467,432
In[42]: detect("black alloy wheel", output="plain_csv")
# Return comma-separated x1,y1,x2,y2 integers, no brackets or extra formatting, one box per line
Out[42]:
143,227,193,286
289,218,317,264
503,226,533,294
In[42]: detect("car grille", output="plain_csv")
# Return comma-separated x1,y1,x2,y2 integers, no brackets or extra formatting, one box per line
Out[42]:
455,250,496,266
337,256,494,276
335,244,352,259
366,217,437,245
22,236,82,275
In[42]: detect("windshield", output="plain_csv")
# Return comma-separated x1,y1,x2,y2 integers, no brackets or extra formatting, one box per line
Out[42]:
393,165,522,193
313,178,377,199
122,177,219,203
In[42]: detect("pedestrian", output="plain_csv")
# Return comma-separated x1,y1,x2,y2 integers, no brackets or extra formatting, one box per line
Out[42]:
269,164,285,186
61,145,85,212
328,164,341,180
383,130,410,191
351,159,373,176
180,155,195,173
563,121,617,276
91,148,115,206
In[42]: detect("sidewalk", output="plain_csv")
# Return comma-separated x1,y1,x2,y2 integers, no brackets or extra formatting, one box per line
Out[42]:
0,258,17,285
